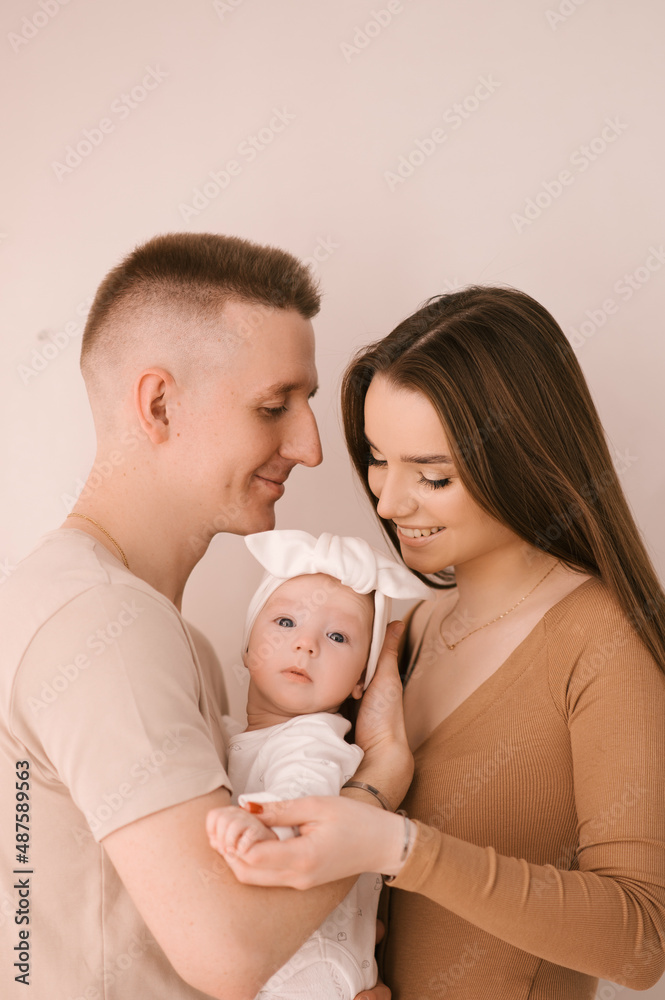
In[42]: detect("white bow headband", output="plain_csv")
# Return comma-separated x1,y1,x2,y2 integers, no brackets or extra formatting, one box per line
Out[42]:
243,530,431,689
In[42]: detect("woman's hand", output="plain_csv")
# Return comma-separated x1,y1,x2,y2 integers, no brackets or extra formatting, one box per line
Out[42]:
218,795,409,889
353,620,414,809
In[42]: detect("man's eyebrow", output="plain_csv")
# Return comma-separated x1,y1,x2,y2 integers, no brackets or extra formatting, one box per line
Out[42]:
364,434,454,465
256,381,319,399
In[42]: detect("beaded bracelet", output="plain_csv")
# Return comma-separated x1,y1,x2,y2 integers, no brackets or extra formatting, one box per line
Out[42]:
382,811,411,884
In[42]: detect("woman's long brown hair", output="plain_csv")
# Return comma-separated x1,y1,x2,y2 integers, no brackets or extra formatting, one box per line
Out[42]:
341,285,665,671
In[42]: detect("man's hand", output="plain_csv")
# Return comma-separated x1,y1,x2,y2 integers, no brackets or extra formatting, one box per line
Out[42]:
353,987,391,1000
207,804,278,857
351,921,391,1000
352,621,413,810
356,983,392,1000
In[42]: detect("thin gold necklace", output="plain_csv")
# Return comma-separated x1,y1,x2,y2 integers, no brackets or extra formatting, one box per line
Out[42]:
440,559,559,651
66,512,130,570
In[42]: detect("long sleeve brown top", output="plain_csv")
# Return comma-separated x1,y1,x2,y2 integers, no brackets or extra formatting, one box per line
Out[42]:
382,578,665,999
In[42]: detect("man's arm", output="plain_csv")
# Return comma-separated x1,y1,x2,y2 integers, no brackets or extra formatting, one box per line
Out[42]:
103,786,356,1000
15,584,355,1000
102,622,411,1000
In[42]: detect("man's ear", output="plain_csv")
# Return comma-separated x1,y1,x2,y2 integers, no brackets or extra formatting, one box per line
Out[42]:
134,368,177,444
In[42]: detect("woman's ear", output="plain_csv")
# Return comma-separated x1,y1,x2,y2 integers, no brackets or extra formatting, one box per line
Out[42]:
134,368,177,444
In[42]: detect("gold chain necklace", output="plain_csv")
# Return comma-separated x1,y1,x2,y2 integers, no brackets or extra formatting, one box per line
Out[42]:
66,512,129,570
441,560,559,651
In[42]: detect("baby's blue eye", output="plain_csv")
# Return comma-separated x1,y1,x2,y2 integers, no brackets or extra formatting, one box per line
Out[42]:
276,617,295,628
328,632,347,644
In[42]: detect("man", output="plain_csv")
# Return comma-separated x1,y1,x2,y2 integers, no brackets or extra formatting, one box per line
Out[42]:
0,234,404,999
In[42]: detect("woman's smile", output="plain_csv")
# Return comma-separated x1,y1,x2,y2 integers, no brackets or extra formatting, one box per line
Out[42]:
395,523,446,542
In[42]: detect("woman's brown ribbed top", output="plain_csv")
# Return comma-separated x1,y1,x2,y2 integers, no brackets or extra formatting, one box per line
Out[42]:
383,578,665,999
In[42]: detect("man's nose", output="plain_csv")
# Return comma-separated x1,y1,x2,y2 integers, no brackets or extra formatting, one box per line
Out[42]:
281,404,323,468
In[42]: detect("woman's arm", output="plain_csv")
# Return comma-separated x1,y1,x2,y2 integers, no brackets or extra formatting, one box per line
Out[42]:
382,627,665,991
341,620,414,811
220,621,665,992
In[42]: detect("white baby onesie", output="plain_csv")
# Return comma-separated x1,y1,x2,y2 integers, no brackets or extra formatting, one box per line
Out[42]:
225,713,381,1000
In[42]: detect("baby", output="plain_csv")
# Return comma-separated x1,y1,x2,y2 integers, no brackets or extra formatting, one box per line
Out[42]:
206,529,429,1000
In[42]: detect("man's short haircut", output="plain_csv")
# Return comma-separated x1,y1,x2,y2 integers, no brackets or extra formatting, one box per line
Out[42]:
80,232,321,381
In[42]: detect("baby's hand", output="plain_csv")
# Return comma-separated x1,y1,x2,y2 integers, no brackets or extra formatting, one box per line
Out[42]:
206,805,278,857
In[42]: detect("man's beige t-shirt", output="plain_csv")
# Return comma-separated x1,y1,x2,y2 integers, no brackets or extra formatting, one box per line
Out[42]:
0,529,231,999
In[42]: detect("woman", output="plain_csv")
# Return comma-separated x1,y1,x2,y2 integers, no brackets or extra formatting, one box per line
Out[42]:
221,286,665,999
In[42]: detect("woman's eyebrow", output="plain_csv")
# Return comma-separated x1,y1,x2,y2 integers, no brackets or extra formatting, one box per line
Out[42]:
364,434,454,466
402,452,454,465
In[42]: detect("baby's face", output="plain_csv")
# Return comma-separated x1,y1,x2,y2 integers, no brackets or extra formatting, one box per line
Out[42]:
245,573,374,718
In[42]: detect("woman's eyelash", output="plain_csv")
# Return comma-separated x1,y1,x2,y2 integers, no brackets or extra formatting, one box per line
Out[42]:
367,453,450,490
262,405,288,417
419,475,451,490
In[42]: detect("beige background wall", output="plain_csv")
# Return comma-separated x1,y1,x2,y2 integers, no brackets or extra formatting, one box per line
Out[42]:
2,2,664,995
